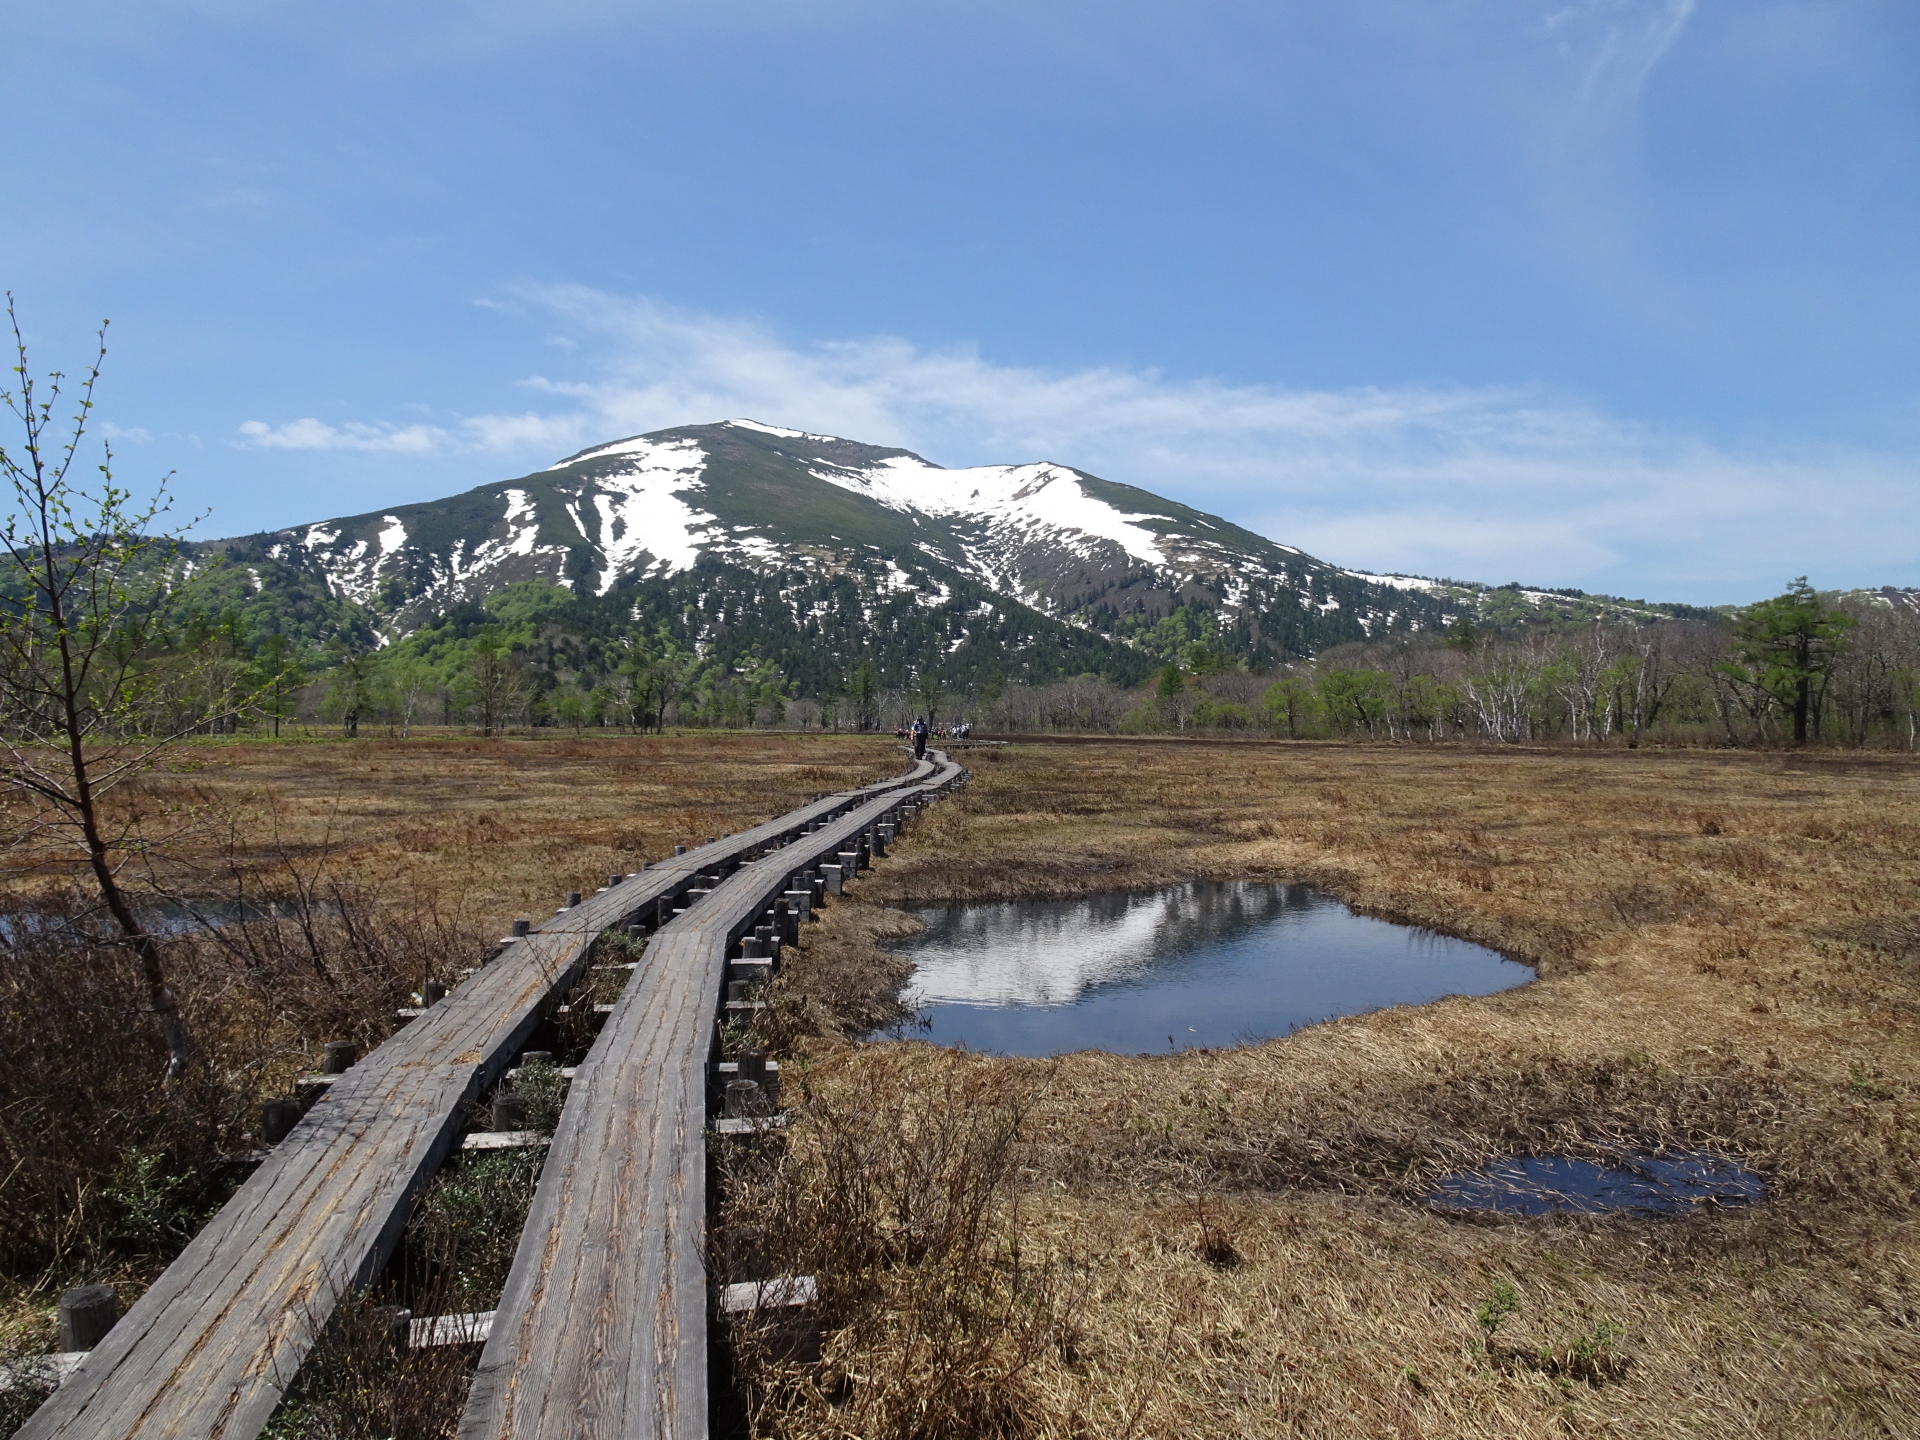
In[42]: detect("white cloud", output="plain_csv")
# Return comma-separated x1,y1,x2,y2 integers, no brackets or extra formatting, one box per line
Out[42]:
238,286,1918,602
236,417,449,453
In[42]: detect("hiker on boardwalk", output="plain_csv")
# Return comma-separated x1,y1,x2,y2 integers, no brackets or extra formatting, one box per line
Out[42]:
911,715,929,759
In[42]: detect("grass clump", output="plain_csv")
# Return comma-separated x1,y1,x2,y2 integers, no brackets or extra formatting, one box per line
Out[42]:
261,1292,475,1440
717,1047,1083,1440
399,1150,543,1315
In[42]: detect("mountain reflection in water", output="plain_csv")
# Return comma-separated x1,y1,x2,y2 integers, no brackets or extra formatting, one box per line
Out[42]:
891,881,1533,1057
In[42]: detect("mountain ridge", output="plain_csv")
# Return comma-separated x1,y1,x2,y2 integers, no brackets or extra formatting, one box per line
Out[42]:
192,420,1720,698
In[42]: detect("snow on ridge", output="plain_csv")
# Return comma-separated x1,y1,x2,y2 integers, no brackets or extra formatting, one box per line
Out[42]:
726,418,850,443
550,433,705,471
1346,571,1444,594
377,515,407,557
810,456,1171,572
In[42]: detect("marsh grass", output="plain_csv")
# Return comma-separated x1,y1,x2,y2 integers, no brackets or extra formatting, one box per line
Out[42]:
751,738,1920,1437
260,1286,480,1440
7,733,1915,1435
716,1048,1085,1440
0,736,901,1413
0,884,483,1276
394,1148,544,1316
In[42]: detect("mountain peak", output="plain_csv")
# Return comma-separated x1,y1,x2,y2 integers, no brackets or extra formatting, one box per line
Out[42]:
209,422,1471,667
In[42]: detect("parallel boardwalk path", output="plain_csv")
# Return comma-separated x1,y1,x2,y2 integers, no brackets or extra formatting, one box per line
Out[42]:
20,760,940,1440
459,753,966,1440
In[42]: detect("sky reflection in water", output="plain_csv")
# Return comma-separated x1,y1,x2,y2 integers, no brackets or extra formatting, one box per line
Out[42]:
892,881,1533,1057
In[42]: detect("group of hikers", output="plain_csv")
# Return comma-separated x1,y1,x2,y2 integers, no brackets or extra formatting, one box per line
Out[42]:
897,717,971,758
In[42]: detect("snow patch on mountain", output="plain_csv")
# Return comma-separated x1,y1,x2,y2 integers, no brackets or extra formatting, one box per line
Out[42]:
726,418,847,442
502,489,540,556
1347,572,1445,594
569,437,712,592
810,456,1171,571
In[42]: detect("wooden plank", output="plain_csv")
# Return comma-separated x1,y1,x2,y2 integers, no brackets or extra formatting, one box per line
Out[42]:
18,760,939,1440
459,754,965,1440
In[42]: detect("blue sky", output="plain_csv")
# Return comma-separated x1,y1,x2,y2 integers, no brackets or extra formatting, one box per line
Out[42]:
2,0,1914,604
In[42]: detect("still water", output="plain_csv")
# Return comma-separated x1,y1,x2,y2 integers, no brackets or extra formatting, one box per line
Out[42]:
890,881,1534,1056
1427,1153,1766,1217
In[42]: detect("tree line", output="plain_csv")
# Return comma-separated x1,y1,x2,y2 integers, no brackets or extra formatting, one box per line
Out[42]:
980,581,1919,749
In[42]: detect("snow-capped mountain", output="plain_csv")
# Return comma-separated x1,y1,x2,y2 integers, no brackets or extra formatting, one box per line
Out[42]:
208,419,1459,664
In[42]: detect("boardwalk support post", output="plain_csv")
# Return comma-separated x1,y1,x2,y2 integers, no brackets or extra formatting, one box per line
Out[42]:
492,1093,530,1132
58,1286,117,1352
261,1099,302,1145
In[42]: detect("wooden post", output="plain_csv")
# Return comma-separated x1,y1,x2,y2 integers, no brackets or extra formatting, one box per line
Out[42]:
321,1041,356,1075
675,844,687,856
564,891,581,909
492,1093,530,1131
820,863,843,895
58,1285,117,1352
261,1098,303,1145
424,980,448,1005
724,1079,765,1118
512,918,532,937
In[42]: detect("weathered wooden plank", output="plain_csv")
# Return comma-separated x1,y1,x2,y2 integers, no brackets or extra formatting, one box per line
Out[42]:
459,755,965,1440
19,760,938,1440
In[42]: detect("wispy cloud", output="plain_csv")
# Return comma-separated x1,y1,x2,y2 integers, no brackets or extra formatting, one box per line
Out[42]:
237,417,450,453
1553,0,1697,113
232,286,1917,602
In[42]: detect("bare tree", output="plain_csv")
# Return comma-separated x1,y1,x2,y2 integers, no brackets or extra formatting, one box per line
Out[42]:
0,298,244,1083
392,656,434,739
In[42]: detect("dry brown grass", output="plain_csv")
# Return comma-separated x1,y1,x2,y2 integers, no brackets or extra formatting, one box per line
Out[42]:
96,731,909,930
0,734,908,1388
749,738,1920,1439
8,732,1915,1436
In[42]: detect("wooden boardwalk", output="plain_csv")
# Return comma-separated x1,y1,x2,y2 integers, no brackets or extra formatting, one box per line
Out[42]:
459,753,965,1440
19,759,941,1440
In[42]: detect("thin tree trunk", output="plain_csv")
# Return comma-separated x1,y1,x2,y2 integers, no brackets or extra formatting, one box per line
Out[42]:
44,519,188,1084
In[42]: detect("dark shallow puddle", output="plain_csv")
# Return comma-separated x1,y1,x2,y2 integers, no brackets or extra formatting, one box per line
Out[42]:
1427,1153,1766,1217
886,881,1533,1056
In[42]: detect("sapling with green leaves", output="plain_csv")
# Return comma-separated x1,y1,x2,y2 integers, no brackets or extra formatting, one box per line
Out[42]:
0,296,252,1083
1476,1277,1520,1342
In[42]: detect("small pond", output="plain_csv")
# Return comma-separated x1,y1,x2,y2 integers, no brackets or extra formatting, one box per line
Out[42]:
1427,1153,1766,1218
888,881,1533,1056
